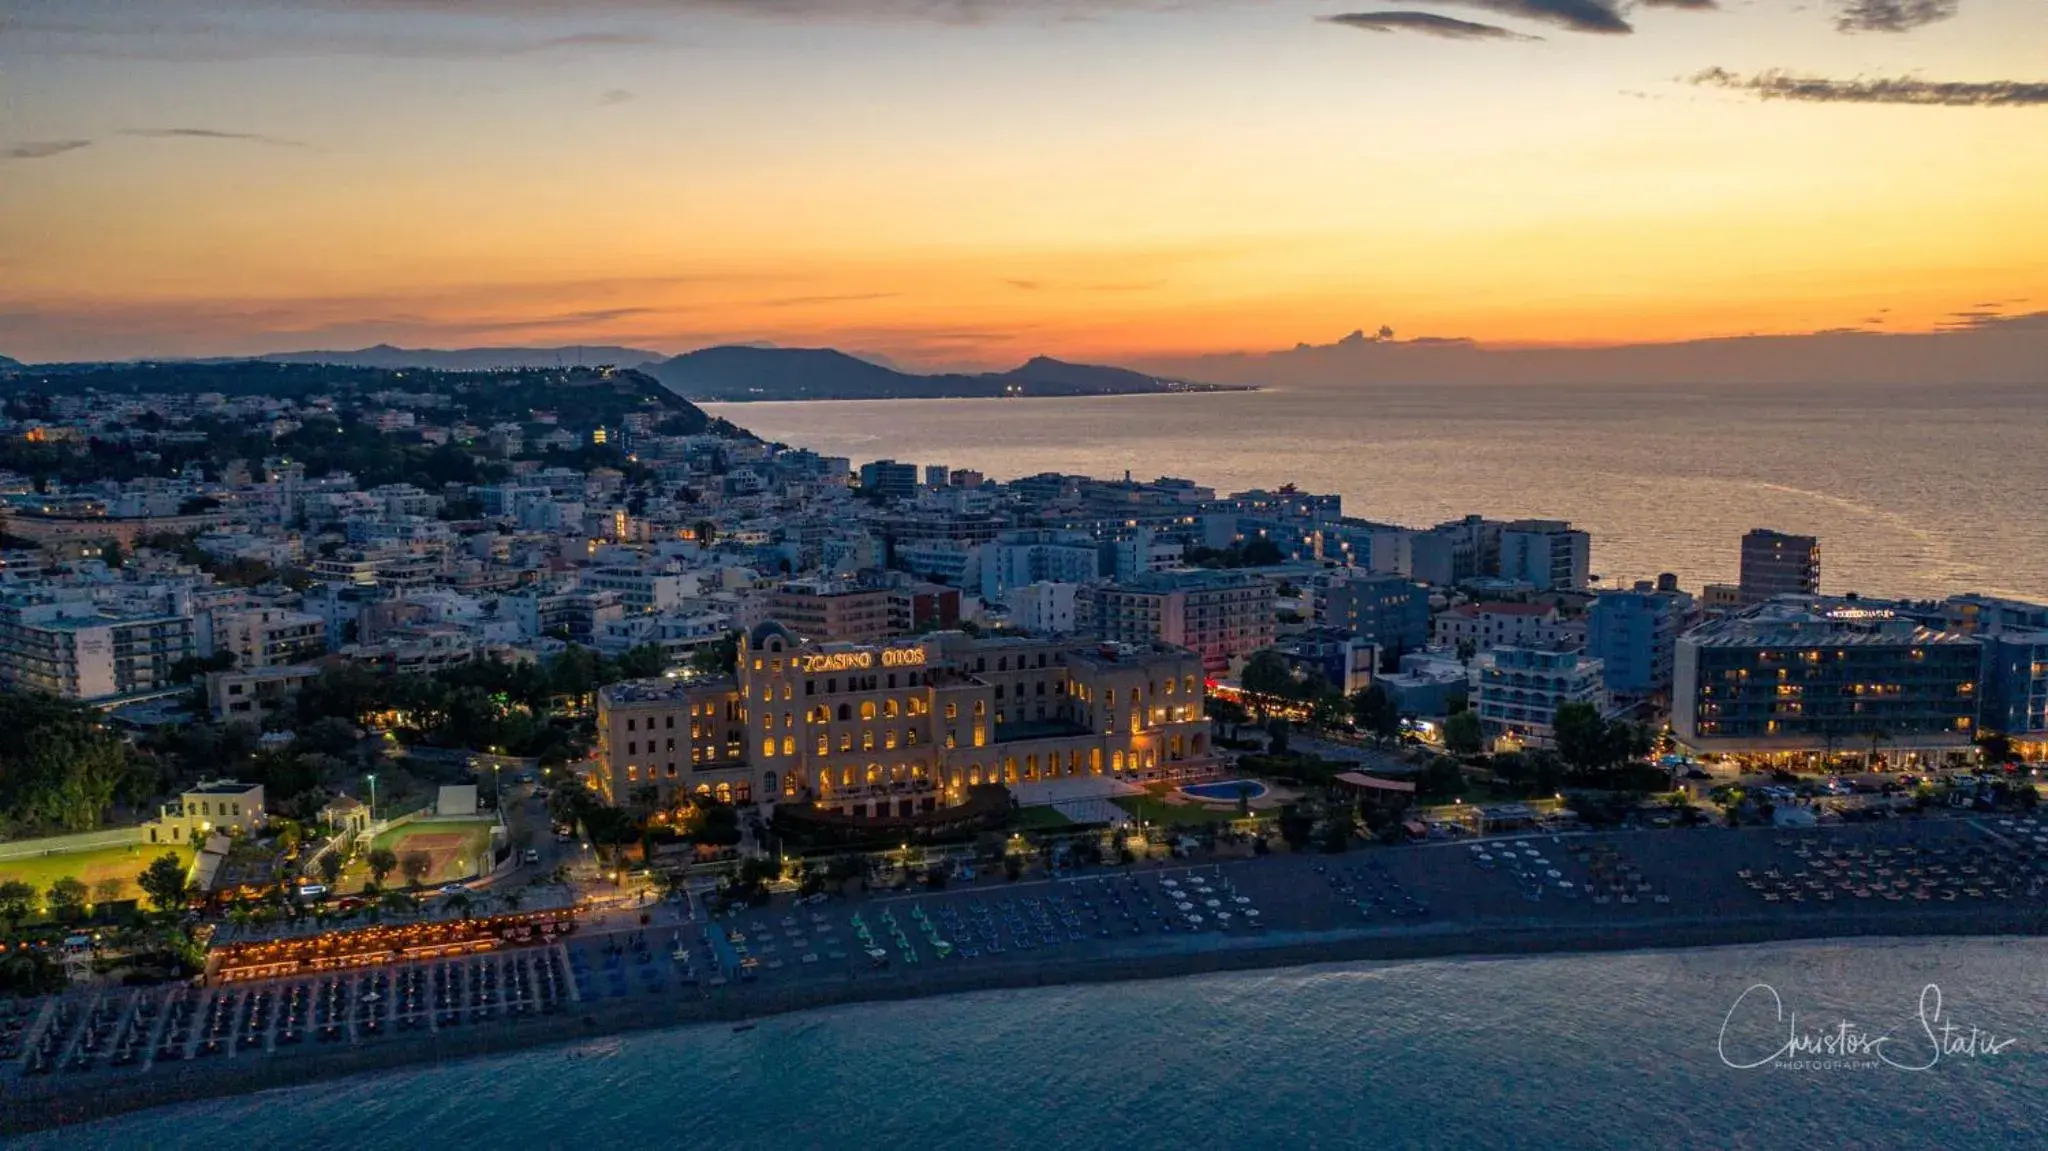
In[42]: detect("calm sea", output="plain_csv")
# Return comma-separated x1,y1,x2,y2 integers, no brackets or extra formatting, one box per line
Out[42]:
29,939,2047,1149
710,380,2048,602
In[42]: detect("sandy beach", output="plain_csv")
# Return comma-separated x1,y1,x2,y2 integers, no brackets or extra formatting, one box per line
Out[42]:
7,818,2047,1138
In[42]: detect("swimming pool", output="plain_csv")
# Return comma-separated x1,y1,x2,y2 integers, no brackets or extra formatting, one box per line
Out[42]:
1179,779,1268,802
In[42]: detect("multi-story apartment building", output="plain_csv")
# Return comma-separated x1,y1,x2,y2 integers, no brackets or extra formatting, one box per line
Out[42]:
1083,569,1275,673
1585,585,1694,700
1431,602,1569,654
1672,600,1981,762
1738,529,1820,604
581,567,688,613
214,607,326,668
1499,520,1591,592
207,664,321,723
857,459,920,501
595,626,1214,817
1473,646,1607,750
0,598,196,700
1980,631,2048,758
766,579,894,644
981,530,1100,604
1317,572,1429,653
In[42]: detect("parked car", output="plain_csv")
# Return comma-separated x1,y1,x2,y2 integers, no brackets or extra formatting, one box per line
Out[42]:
439,882,468,895
522,848,541,865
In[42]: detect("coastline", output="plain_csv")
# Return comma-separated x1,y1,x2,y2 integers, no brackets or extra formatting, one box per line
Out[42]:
9,909,2042,1138
696,386,1259,404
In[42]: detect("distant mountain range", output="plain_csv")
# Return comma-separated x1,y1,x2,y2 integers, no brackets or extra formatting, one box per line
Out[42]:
0,353,22,372
640,346,1238,402
1137,316,2048,388
240,344,666,371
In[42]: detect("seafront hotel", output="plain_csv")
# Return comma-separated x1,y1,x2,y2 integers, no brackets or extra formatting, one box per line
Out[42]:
596,625,1216,817
1672,600,1982,766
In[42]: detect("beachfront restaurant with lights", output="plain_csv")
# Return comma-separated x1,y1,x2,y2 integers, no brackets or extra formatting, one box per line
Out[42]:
206,894,580,984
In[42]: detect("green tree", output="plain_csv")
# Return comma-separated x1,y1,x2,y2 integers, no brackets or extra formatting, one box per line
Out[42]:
400,850,432,888
1443,709,1484,756
92,877,123,906
616,643,668,680
366,847,398,888
1552,701,1610,774
46,876,89,921
0,880,38,930
316,849,344,889
688,631,741,677
1417,756,1466,802
1977,732,2015,766
1204,696,1249,740
138,853,192,913
1239,650,1295,714
1349,684,1402,747
1266,718,1290,756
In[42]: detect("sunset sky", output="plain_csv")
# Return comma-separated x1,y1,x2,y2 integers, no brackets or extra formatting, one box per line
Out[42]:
3,0,2045,367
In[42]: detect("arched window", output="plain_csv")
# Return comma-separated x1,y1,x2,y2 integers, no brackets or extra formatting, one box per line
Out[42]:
760,738,775,759
765,770,779,795
1090,748,1103,775
837,703,852,721
862,731,875,751
884,698,900,719
781,736,795,755
841,766,855,788
866,763,882,786
1112,750,1125,773
816,734,829,755
860,701,877,721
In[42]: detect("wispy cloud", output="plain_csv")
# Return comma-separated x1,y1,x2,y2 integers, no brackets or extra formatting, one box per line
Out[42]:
1428,0,1632,34
598,88,637,106
1833,0,1960,33
1691,68,2048,107
753,292,902,309
121,127,309,148
3,140,93,161
1323,11,1539,40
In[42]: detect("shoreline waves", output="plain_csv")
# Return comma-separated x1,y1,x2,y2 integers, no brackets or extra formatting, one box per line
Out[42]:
9,909,2042,1138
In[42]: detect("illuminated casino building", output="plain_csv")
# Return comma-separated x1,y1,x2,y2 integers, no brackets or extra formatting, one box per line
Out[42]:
595,624,1214,816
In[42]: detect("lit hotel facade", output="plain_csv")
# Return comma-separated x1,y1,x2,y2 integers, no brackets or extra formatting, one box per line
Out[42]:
1672,601,1981,763
595,624,1214,816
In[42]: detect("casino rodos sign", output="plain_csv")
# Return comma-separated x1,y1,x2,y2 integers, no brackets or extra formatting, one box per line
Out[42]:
799,647,928,673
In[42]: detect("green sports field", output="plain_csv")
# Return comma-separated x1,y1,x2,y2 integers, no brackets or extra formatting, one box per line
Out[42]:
370,819,497,886
0,842,194,908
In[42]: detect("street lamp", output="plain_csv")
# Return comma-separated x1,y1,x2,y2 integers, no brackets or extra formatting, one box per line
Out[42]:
366,773,378,821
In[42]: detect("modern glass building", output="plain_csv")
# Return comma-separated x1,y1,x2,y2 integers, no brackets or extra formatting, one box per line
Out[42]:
1673,600,1981,763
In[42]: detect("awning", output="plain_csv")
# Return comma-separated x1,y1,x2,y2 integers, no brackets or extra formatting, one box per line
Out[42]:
1335,771,1417,794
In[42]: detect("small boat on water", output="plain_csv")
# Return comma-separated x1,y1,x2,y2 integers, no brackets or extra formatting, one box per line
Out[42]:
569,1038,623,1059
731,1022,756,1033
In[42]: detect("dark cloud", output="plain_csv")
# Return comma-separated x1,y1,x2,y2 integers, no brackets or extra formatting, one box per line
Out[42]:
1005,280,1042,291
3,140,93,161
1428,0,1632,34
1323,12,1538,40
120,128,308,148
1833,0,1960,33
1691,68,2048,107
598,88,637,105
